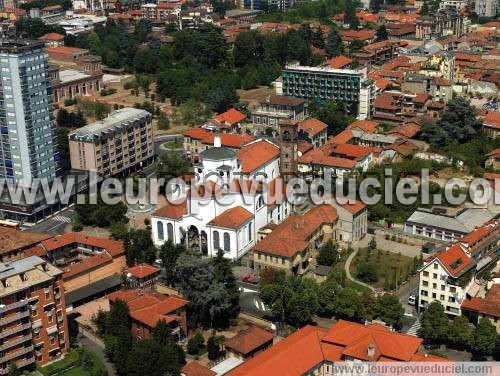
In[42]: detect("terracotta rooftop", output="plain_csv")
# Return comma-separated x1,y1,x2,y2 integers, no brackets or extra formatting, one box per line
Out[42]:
63,253,113,279
260,95,305,107
208,206,253,229
225,326,274,355
228,320,445,375
0,227,51,256
214,108,246,125
183,128,253,148
348,120,380,133
462,284,500,318
237,140,280,174
298,117,328,137
40,233,124,257
38,33,65,41
482,112,500,129
126,263,160,279
108,290,188,328
253,205,337,257
325,55,352,69
181,362,216,376
153,200,188,219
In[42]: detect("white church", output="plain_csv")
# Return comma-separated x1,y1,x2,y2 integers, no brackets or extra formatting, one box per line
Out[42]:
151,135,292,260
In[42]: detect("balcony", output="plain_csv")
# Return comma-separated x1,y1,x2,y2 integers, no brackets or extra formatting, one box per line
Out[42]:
0,323,31,339
0,345,34,363
0,300,28,314
0,311,29,326
0,334,32,351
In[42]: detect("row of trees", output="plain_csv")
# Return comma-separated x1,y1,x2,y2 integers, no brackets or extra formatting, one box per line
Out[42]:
94,300,185,376
261,270,405,329
419,302,500,359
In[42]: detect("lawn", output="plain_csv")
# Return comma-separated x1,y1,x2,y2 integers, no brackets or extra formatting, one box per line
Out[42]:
39,348,106,376
163,140,183,149
349,248,415,290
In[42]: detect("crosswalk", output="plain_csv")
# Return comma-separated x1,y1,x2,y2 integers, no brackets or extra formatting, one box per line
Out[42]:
52,215,71,223
406,319,421,337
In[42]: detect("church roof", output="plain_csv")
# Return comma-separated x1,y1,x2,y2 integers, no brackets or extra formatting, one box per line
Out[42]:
200,146,236,161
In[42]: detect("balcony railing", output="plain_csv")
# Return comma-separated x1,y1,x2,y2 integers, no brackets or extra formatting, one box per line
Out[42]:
0,323,31,339
0,311,29,326
0,334,32,351
0,300,28,314
0,345,34,363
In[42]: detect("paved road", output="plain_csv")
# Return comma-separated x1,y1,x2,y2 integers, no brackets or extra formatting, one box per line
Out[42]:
80,336,116,376
24,208,74,235
344,248,375,292
237,282,271,319
154,134,182,155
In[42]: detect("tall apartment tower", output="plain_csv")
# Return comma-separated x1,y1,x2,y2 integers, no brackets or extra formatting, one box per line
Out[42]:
0,256,69,373
278,119,298,183
0,40,58,188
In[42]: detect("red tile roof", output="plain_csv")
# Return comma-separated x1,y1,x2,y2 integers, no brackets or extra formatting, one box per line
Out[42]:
153,201,188,219
126,263,160,279
0,228,51,256
42,4,62,11
298,118,328,137
181,362,216,376
387,122,421,138
348,120,380,133
228,320,443,375
228,325,327,376
214,108,246,125
253,205,338,257
342,29,376,42
329,129,353,144
38,33,65,41
482,112,500,129
63,253,113,279
375,78,392,91
434,244,471,277
40,233,124,257
325,55,352,69
413,93,430,104
461,284,500,318
208,206,253,229
108,290,188,329
237,140,280,174
184,128,253,148
299,148,357,169
337,198,367,214
332,143,372,160
224,326,274,355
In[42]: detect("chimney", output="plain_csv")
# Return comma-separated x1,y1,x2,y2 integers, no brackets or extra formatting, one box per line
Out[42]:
214,132,221,148
367,343,375,357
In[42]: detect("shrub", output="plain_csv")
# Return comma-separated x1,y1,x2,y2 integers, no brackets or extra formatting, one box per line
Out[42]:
356,262,378,283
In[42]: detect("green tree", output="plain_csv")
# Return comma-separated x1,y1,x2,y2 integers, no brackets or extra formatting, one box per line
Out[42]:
156,152,191,182
332,287,360,320
207,335,225,360
356,262,378,283
325,26,344,57
125,339,182,376
472,317,497,357
375,295,404,329
157,112,170,130
310,99,352,134
134,47,158,74
419,301,449,344
122,229,157,266
344,0,360,29
187,332,205,355
160,241,185,285
368,238,377,251
448,315,473,350
376,25,388,41
211,249,240,319
7,362,21,376
316,240,338,266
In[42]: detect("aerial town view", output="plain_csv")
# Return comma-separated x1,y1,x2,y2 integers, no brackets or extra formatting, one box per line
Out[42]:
0,0,499,374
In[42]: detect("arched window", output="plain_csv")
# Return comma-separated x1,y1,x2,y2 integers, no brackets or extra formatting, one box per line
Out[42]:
167,223,174,241
213,230,220,250
283,130,291,141
223,232,230,252
157,221,164,240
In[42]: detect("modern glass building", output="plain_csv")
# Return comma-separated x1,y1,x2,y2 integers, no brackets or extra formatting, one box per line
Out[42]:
0,39,59,188
280,64,375,119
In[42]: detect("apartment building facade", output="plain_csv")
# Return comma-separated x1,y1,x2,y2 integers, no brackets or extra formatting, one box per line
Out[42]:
250,95,307,134
0,256,69,373
0,40,59,188
69,108,154,180
418,221,500,316
280,64,375,119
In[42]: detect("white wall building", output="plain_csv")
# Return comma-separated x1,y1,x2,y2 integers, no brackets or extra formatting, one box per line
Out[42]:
151,137,291,260
418,220,499,316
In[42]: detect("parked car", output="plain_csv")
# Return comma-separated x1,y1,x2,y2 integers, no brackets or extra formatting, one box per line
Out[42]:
408,290,418,306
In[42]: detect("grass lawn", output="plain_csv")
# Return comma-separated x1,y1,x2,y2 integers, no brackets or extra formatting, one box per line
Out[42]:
39,348,106,376
349,248,414,289
163,140,183,149
331,249,371,294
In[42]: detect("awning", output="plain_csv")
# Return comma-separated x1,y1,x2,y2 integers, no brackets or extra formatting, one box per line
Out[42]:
46,325,58,335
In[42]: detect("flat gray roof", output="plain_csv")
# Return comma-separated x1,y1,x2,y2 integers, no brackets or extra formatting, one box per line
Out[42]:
58,69,91,84
406,207,496,234
0,256,46,279
69,107,150,138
